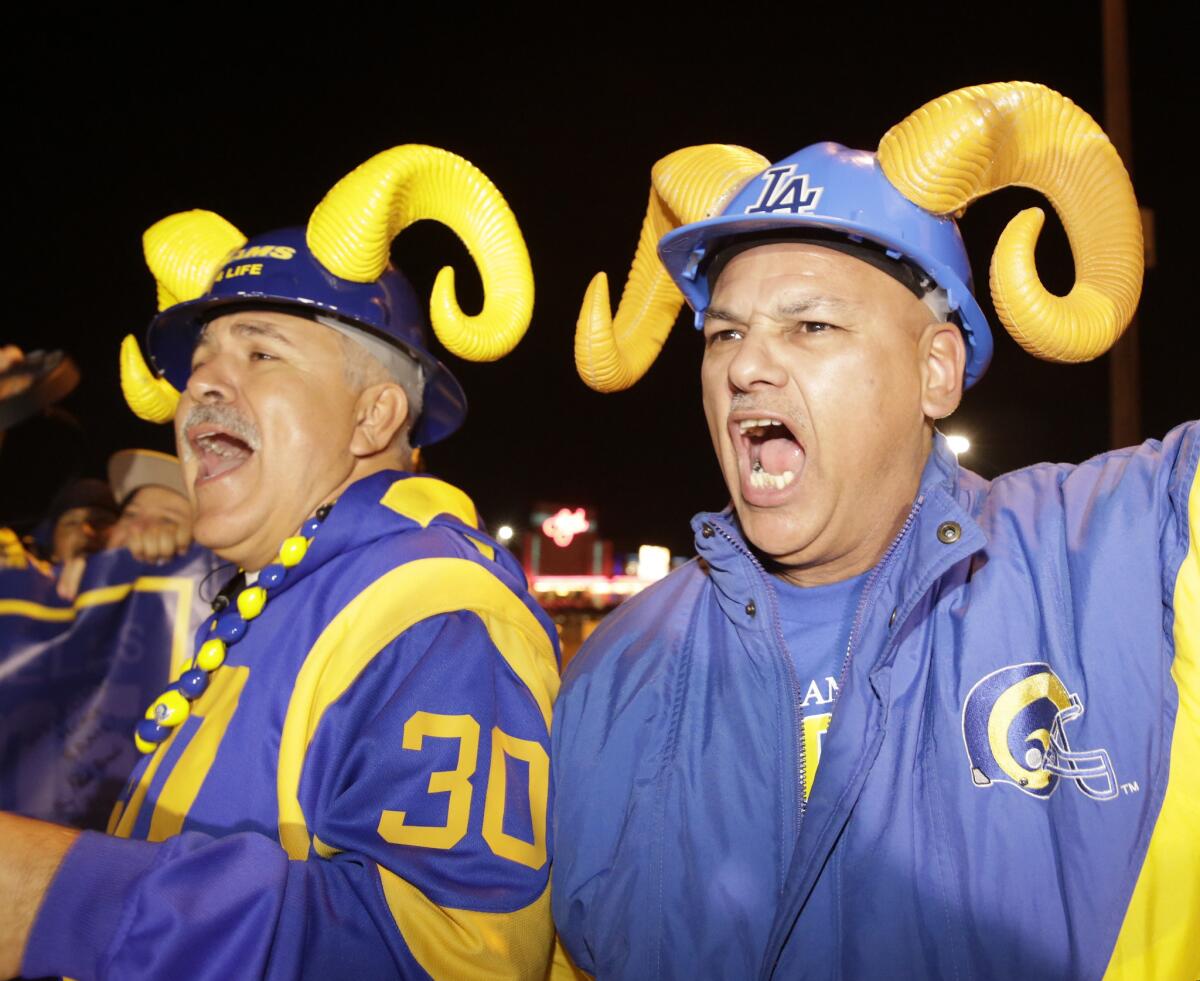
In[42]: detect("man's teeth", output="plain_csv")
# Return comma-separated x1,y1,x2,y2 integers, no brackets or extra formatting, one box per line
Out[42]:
749,465,796,490
196,433,245,457
738,418,788,437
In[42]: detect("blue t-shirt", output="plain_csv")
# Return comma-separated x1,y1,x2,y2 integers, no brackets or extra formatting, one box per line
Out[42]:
774,571,869,799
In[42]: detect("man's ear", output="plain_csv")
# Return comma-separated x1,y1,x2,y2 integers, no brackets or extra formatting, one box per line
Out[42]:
920,322,966,421
349,383,409,458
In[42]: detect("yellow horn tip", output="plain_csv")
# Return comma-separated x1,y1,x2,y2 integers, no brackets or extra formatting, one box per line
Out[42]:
119,334,179,424
991,206,1123,363
575,271,641,394
430,260,536,364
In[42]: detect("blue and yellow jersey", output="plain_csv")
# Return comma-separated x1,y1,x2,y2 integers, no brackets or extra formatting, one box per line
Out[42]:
23,471,562,980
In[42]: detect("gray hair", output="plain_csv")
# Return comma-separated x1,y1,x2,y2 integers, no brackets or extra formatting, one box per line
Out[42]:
920,287,951,324
316,315,425,459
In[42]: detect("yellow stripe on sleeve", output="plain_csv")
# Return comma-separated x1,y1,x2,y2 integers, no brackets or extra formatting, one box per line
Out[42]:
378,871,554,980
276,557,558,860
379,476,481,530
1104,465,1200,979
379,476,495,560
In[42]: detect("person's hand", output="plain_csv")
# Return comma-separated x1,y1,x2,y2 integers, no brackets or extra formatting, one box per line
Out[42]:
55,555,87,600
107,514,192,564
0,346,27,401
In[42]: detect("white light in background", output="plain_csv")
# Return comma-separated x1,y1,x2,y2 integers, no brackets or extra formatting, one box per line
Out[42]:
945,434,971,456
542,507,590,547
637,545,671,582
497,525,515,543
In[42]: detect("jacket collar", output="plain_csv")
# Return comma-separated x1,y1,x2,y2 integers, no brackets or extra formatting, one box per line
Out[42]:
229,470,497,602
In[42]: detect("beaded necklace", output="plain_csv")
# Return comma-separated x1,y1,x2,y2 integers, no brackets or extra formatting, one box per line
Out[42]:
134,503,332,753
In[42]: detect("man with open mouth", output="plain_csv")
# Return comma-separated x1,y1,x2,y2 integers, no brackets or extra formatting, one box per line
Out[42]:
553,83,1197,979
0,145,562,979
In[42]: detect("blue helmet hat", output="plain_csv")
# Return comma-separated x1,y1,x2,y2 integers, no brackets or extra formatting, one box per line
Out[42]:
657,142,994,387
120,144,536,447
574,82,1143,394
144,226,467,448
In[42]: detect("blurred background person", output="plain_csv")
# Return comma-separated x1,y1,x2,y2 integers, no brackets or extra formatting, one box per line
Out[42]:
53,450,196,601
106,448,193,561
40,478,117,565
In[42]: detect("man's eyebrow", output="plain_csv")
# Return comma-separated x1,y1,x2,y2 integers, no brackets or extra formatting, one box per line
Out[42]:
703,307,743,325
776,296,857,317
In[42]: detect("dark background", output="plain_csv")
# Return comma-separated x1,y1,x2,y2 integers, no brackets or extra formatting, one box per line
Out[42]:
3,6,1194,556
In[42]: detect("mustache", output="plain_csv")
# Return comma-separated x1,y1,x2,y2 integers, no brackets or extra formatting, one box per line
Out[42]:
178,403,262,454
729,392,802,419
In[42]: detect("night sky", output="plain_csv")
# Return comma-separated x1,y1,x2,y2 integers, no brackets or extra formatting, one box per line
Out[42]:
4,7,1194,557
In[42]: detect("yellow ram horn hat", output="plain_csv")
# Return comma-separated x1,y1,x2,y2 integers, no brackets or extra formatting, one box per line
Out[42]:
120,210,246,423
306,144,533,363
878,81,1143,362
574,145,770,392
119,334,179,423
144,210,248,311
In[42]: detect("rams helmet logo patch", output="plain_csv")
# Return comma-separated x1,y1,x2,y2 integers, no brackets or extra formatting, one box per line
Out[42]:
962,662,1118,801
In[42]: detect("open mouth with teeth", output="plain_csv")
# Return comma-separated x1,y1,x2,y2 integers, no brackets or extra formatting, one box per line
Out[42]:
188,427,255,485
735,417,805,497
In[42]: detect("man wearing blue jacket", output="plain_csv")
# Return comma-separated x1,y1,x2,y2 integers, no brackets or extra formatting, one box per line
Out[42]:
555,83,1198,979
0,145,561,979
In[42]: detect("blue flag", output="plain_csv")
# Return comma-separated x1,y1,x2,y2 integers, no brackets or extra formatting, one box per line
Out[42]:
0,545,226,828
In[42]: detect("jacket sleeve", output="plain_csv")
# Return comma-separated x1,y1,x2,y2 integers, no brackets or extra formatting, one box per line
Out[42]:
22,608,558,980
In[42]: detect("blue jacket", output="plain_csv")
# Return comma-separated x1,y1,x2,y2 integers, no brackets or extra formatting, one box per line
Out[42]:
24,471,562,980
553,425,1199,980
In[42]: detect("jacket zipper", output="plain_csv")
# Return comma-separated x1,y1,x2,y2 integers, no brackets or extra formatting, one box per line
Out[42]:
711,498,925,834
834,497,925,704
712,524,809,824
763,496,936,980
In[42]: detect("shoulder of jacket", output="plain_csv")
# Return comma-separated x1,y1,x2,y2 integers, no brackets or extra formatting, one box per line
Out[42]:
562,559,710,685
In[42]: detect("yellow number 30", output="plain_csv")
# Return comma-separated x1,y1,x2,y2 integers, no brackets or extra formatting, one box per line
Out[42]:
377,711,550,871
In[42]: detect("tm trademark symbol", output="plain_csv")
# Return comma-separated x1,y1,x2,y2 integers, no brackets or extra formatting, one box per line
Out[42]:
1120,781,1140,795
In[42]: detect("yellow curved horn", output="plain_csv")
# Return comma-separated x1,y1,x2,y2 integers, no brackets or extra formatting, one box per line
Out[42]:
306,145,533,363
144,210,246,311
119,334,179,423
575,145,769,392
878,81,1142,362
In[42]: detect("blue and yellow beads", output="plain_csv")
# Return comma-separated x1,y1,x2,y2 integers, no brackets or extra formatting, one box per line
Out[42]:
133,504,331,753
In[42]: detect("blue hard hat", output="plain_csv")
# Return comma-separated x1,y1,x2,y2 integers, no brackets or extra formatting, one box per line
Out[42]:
145,227,467,447
657,142,993,387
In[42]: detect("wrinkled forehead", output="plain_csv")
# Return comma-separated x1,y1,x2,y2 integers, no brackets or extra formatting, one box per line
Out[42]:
194,308,340,354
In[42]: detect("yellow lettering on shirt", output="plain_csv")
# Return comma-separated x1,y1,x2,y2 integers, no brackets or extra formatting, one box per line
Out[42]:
803,712,832,799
